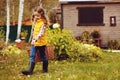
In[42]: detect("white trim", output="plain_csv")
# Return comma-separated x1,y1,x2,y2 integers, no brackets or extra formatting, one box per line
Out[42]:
104,49,120,53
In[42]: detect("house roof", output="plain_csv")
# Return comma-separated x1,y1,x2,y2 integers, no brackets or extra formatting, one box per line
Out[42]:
59,0,99,2
59,0,120,2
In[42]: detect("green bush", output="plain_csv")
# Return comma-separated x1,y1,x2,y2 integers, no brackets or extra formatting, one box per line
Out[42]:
81,31,94,44
47,27,104,62
107,40,120,50
68,42,103,62
0,28,5,38
81,31,92,44
0,29,5,47
1,45,23,56
47,27,75,59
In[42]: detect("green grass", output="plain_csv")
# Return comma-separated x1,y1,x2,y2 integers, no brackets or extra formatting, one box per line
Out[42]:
0,51,120,80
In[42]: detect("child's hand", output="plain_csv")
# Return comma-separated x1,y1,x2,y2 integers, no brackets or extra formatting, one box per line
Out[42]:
35,36,40,41
31,39,35,45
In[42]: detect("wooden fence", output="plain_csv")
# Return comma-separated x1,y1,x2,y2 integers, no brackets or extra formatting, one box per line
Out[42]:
0,25,32,42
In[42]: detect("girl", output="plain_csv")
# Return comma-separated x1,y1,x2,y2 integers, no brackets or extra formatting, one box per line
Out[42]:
22,7,48,75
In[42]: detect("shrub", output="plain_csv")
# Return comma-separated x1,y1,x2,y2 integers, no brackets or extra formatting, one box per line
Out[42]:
20,29,28,40
68,42,103,62
47,27,75,59
81,31,93,44
0,28,5,38
91,30,101,38
1,45,22,56
81,31,92,44
107,40,120,50
47,27,104,62
0,29,5,47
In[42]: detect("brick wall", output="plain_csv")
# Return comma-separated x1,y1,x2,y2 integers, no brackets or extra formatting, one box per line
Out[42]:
62,3,120,46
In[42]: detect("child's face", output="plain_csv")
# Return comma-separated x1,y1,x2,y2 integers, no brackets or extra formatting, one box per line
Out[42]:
33,12,41,20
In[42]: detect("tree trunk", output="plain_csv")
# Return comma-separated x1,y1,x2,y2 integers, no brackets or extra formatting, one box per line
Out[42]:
16,0,24,39
6,0,10,45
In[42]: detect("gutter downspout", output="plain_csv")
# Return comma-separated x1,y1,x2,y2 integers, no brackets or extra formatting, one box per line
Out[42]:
61,4,64,29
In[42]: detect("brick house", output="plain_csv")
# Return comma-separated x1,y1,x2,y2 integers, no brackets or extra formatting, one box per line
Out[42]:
59,0,120,47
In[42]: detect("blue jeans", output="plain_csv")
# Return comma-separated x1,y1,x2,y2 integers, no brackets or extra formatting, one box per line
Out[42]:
30,45,36,62
35,46,48,62
30,45,48,63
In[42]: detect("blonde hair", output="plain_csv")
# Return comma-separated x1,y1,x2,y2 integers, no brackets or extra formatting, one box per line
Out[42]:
32,7,47,25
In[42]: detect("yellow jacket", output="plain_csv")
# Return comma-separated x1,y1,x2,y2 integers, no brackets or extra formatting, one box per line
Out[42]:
33,19,47,46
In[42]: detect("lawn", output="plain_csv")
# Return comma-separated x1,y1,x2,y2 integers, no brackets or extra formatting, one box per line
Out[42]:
0,50,120,80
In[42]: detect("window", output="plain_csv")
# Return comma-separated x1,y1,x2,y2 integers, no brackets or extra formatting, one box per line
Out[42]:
77,7,104,26
110,16,116,26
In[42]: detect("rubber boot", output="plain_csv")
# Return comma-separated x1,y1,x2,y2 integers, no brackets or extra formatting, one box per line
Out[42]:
22,62,35,75
42,61,48,73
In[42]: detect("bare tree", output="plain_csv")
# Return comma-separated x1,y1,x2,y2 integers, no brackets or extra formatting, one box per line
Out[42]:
0,0,59,25
16,0,24,39
39,0,43,8
5,0,10,45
